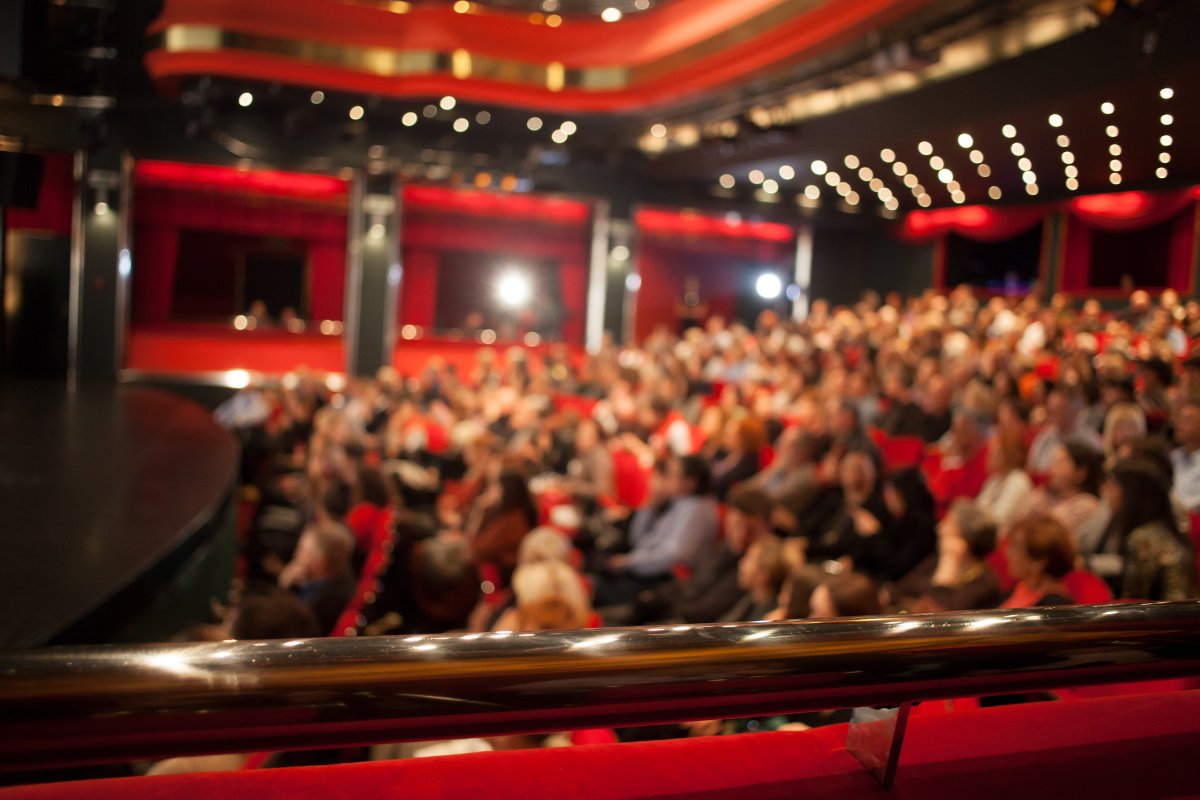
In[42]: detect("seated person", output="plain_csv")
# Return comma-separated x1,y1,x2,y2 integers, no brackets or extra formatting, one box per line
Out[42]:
746,428,826,524
635,486,774,624
808,571,882,618
722,535,788,622
1021,441,1103,537
494,560,593,631
279,521,357,634
800,450,893,567
710,416,766,502
856,468,937,584
1001,515,1077,607
466,469,539,578
891,499,1004,612
592,456,718,607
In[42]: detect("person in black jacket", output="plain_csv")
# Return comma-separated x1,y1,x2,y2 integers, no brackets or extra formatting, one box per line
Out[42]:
857,468,938,583
800,450,893,567
634,486,775,624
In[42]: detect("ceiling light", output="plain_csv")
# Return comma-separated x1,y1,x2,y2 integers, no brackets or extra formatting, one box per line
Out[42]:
893,161,907,176
1161,114,1174,125
1066,178,1079,190
779,165,795,180
310,91,324,104
349,105,364,119
1109,143,1121,156
1026,183,1039,195
1157,167,1168,178
911,184,924,195
844,154,860,168
1110,159,1122,171
749,169,764,184
423,105,437,117
846,192,860,206
634,0,650,8
836,182,851,196
880,149,895,162
546,13,561,25
903,173,917,187
551,128,567,143
951,191,965,204
1161,87,1174,99
988,186,1001,199
402,111,417,126
957,133,973,148
977,164,991,177
918,141,933,155
1062,152,1074,164
454,118,469,132
1048,114,1063,127
528,117,543,131
1002,124,1016,138
1161,134,1173,146
947,180,960,192
1022,171,1036,184
1018,157,1031,171
497,271,532,306
1101,102,1114,114
969,150,983,163
1010,142,1024,155
1065,165,1078,177
1160,152,1171,163
601,7,621,21
869,178,883,191
885,197,899,211
556,120,574,135
756,273,782,299
805,185,820,199
811,160,827,174
719,174,735,188
440,96,456,110
938,168,953,183
824,172,840,186
1110,173,1121,184
1057,135,1070,147
858,167,873,181
763,179,779,193
918,194,931,207
877,187,892,201
1106,125,1118,137
930,156,944,169
454,0,470,10
238,92,253,107
650,123,666,137
477,110,491,124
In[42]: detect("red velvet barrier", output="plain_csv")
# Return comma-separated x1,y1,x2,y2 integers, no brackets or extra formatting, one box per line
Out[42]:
126,325,345,374
4,153,74,237
7,691,1200,800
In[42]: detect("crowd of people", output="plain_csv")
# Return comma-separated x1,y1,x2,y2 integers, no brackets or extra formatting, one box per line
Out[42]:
202,283,1200,760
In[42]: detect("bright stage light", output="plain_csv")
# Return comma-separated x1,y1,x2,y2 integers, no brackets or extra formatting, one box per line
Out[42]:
497,271,532,306
756,273,782,299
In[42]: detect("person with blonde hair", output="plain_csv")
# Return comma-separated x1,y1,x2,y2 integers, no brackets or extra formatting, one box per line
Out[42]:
517,526,575,566
495,560,592,631
1102,402,1147,462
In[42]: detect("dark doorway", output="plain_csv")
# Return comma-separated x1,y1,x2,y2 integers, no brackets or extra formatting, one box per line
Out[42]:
1089,220,1172,288
944,226,1043,292
243,253,306,318
3,232,70,378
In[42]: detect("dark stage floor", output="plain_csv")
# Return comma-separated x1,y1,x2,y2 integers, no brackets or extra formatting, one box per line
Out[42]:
0,382,239,648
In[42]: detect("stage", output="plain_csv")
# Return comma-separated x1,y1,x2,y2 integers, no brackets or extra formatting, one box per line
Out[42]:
0,382,239,648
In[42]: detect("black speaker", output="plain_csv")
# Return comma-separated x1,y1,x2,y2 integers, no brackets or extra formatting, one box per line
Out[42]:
0,152,45,209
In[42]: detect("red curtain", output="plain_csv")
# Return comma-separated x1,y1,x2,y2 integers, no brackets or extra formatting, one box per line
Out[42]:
559,261,587,343
399,250,439,329
900,204,1047,243
131,226,182,323
1070,188,1200,232
308,242,346,321
1059,202,1197,293
5,153,74,237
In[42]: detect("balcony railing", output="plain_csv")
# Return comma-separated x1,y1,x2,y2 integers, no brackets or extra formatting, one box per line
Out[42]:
3,601,1200,772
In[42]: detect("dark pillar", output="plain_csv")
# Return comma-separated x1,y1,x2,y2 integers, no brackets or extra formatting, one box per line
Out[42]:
348,174,399,377
70,147,125,384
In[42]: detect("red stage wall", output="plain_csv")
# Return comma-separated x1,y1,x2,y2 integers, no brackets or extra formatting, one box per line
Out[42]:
398,186,592,345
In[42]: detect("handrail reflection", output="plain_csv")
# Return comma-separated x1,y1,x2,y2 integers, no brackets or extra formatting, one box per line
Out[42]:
2,602,1200,770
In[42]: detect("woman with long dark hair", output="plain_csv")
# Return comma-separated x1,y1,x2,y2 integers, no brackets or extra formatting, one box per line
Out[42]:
467,469,539,577
858,468,937,583
1098,459,1200,601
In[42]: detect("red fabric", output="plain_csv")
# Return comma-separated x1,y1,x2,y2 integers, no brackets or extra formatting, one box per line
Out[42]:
4,153,74,236
879,435,926,473
136,160,348,202
923,445,988,514
398,250,439,329
1061,569,1113,605
307,241,346,322
131,226,182,323
11,691,1200,800
125,324,345,373
1070,188,1200,232
900,204,1046,243
612,449,650,508
1059,201,1197,293
636,208,793,243
559,260,588,345
402,185,589,225
345,503,385,553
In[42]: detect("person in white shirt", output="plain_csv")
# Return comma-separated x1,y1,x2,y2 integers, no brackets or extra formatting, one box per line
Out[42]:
1171,400,1200,512
1027,387,1104,474
977,432,1033,532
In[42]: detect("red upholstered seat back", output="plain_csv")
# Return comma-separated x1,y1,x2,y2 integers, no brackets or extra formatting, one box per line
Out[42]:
612,449,649,508
1061,570,1113,605
880,435,926,472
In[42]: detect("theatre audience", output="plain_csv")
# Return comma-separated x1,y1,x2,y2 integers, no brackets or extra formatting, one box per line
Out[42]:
976,433,1033,531
891,499,1003,612
1022,441,1103,537
726,534,788,622
1001,516,1076,608
278,521,357,634
1027,387,1104,473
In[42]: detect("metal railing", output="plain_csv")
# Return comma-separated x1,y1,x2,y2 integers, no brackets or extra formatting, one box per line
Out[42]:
3,602,1200,772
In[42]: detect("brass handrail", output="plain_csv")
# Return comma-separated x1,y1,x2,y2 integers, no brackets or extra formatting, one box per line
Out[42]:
3,602,1200,771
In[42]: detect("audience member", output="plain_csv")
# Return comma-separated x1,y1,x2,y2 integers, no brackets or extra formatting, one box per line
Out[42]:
1001,516,1076,607
1027,387,1103,473
279,521,357,634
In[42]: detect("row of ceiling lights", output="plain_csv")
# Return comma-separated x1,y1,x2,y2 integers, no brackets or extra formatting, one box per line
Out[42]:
237,91,578,143
718,85,1177,209
451,0,651,22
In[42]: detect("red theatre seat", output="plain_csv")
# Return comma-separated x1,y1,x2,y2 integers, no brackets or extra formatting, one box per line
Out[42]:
7,691,1200,800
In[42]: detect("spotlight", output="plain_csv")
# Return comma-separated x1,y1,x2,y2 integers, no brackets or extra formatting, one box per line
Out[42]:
551,129,568,143
477,111,491,124
1101,102,1114,114
1057,135,1070,147
601,7,621,21
1048,114,1062,127
786,284,801,301
811,160,827,175
349,105,364,120
440,96,456,110
1161,134,1173,146
804,185,820,199
779,165,795,180
756,273,782,299
880,149,895,162
929,156,944,169
917,141,933,155
561,121,576,134
1002,125,1016,138
1161,114,1174,125
957,133,973,148
1010,142,1024,155
719,174,735,188
1066,178,1079,190
762,179,779,194
988,186,1001,200
238,92,253,107
748,169,764,184
1157,167,1168,179
454,118,469,132
611,245,630,261
969,150,983,163
1106,125,1119,137
650,123,667,137
310,91,324,104
94,201,109,215
402,112,417,126
528,117,543,131
423,105,437,118
844,155,860,168
497,271,532,307
1161,87,1174,99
